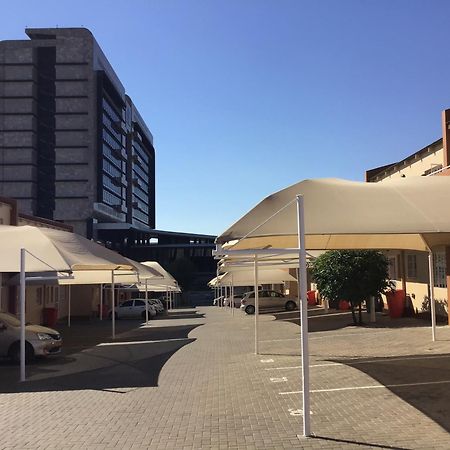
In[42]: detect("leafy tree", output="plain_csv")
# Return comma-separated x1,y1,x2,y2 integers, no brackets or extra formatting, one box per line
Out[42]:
311,250,391,325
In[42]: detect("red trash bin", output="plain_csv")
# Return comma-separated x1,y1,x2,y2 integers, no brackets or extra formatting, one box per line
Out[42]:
307,290,316,306
43,307,58,327
386,290,405,318
338,300,350,310
97,303,108,318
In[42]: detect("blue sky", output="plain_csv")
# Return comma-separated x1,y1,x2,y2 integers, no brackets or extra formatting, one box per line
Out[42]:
2,1,450,235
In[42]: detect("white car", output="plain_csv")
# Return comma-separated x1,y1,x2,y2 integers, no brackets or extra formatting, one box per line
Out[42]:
148,298,165,314
0,311,62,363
223,294,244,308
240,290,298,315
109,299,157,320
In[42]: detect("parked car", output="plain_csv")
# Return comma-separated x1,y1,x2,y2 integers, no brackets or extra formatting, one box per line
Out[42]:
148,298,165,314
223,294,244,308
240,290,298,315
0,311,62,363
109,299,157,320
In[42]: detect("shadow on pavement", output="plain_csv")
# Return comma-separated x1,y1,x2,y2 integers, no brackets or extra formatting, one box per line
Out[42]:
312,435,409,450
328,353,450,433
271,307,434,333
0,319,202,394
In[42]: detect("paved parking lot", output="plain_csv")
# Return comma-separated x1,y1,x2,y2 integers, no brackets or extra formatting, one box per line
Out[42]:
1,306,450,449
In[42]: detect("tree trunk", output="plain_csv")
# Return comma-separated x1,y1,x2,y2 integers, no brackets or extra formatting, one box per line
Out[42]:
350,302,357,325
358,303,363,325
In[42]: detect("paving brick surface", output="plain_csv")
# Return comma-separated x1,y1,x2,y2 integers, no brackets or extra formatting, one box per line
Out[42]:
0,306,450,449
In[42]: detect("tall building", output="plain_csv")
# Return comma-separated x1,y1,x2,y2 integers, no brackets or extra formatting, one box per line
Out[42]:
0,28,155,237
1,28,216,296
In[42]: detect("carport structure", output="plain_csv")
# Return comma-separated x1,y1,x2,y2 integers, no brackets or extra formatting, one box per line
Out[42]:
215,176,450,438
0,225,138,381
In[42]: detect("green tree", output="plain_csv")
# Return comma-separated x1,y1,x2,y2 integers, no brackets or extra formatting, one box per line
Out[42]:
311,250,391,325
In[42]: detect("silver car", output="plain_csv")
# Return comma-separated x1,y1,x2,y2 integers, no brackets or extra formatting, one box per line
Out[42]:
0,311,62,363
240,290,298,315
109,299,157,319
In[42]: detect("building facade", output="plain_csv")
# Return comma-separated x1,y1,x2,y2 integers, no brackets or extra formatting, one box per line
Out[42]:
366,109,450,322
1,28,216,297
0,28,155,237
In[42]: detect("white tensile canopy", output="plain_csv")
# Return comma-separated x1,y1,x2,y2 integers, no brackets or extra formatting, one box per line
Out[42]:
208,269,296,287
215,176,450,438
216,177,450,251
0,225,137,382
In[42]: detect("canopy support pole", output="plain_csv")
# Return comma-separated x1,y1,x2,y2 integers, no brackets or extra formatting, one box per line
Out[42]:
254,255,259,354
428,251,436,342
231,273,234,317
145,279,149,325
297,194,311,438
67,285,71,327
111,271,116,339
20,248,26,382
166,286,169,311
99,284,103,321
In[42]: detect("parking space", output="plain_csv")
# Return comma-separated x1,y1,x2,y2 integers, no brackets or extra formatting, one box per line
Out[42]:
1,305,450,448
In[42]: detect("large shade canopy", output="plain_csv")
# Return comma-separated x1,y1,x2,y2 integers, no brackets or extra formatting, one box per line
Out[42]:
216,177,450,252
8,258,164,286
209,269,296,287
140,261,178,287
0,225,134,272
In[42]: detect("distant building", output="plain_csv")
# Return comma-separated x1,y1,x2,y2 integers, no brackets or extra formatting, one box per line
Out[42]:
366,109,450,322
0,28,155,237
0,28,216,293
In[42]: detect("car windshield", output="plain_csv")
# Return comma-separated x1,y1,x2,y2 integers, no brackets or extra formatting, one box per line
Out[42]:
0,312,20,327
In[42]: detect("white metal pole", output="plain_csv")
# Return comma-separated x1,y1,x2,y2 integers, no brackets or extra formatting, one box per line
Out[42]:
166,286,169,311
428,251,436,342
99,284,103,321
145,279,149,325
111,271,116,339
231,273,234,317
20,248,26,382
254,254,259,355
297,194,311,438
67,285,71,327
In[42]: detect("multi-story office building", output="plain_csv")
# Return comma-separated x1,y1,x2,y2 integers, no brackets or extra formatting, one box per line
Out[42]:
0,27,155,236
1,28,216,294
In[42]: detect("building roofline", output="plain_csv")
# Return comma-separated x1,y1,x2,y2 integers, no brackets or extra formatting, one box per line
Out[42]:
366,137,443,181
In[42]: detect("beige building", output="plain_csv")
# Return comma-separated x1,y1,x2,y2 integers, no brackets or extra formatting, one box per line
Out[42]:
366,109,450,322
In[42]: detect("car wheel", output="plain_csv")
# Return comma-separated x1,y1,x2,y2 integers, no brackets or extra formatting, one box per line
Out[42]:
245,305,256,315
285,301,296,311
8,341,35,364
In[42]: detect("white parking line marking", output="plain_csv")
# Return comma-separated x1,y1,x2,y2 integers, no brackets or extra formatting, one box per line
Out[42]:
97,338,190,347
265,354,450,371
279,379,450,395
270,377,288,383
260,358,274,363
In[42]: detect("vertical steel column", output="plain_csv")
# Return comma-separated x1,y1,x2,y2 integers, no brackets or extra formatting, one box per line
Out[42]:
111,271,116,339
254,255,259,355
20,248,26,382
145,279,149,325
67,285,71,327
99,284,103,320
297,195,311,437
428,251,436,342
